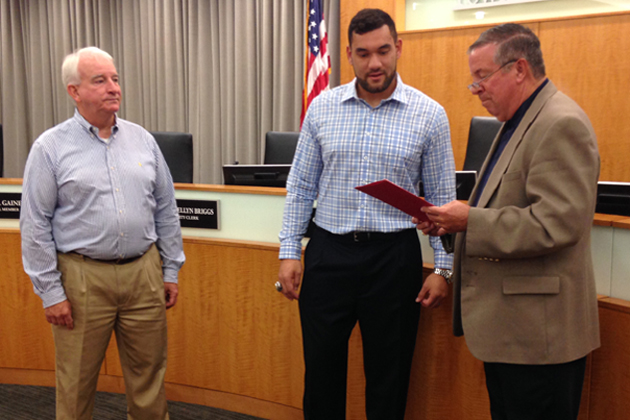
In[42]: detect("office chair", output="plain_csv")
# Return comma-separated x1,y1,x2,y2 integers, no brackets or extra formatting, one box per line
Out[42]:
462,116,503,174
264,131,299,164
150,131,193,183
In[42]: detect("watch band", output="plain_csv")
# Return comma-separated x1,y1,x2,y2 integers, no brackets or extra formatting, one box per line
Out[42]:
433,267,453,284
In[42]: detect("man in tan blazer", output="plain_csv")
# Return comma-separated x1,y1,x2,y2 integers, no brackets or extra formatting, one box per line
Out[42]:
416,24,600,420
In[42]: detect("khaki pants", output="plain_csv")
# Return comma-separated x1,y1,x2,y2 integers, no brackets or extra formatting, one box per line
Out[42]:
53,244,169,420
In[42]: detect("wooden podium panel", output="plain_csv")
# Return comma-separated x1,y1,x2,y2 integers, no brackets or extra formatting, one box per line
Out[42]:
0,230,56,372
589,299,630,419
103,238,305,417
1,217,629,419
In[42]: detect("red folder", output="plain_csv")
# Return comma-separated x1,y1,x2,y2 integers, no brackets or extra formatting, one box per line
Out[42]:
355,179,434,223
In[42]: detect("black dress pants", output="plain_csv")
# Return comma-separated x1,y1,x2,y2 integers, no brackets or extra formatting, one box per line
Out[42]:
484,356,588,420
299,226,424,420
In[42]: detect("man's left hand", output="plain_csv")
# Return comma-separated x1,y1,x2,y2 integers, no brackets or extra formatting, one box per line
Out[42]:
164,282,179,309
420,200,471,235
416,273,449,308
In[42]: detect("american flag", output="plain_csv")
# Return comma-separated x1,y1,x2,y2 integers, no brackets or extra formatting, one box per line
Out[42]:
301,0,330,127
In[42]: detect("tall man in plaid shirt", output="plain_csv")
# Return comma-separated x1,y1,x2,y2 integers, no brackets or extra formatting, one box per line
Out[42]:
277,9,456,419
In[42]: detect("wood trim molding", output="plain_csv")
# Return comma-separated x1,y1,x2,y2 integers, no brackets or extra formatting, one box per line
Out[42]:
173,183,287,196
0,178,23,185
593,213,630,227
612,218,630,229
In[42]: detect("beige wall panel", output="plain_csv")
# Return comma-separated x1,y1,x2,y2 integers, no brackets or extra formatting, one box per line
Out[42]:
539,15,630,182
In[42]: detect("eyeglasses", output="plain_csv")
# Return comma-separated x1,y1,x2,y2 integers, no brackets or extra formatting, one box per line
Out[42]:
467,59,517,92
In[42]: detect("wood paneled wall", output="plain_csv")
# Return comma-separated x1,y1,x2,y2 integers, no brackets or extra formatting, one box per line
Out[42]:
0,230,56,372
339,3,630,182
2,228,629,420
105,238,305,407
0,231,304,419
589,299,630,419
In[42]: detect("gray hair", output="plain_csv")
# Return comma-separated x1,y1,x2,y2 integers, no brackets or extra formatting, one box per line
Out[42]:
468,23,546,79
62,47,114,86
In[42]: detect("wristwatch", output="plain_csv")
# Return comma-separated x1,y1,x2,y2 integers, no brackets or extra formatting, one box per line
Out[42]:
433,268,453,284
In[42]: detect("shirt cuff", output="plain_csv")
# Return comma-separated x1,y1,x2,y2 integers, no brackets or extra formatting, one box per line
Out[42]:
279,241,303,260
40,286,69,309
163,267,179,284
433,250,453,270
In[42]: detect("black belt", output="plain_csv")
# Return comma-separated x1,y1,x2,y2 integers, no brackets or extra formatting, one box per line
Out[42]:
342,231,392,242
316,225,411,243
72,253,143,265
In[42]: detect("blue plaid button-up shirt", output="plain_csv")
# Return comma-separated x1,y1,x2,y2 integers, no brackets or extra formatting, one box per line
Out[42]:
279,76,456,268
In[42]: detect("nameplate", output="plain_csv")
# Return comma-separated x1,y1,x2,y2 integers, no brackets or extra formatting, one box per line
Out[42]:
176,199,219,229
0,193,219,230
0,193,21,219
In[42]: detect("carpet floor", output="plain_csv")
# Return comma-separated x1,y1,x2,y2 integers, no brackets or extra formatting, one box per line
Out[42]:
0,384,266,419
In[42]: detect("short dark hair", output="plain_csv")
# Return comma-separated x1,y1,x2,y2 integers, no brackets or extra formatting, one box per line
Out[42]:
468,23,546,79
348,9,397,46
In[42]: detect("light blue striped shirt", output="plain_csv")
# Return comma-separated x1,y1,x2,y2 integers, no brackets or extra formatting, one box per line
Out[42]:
20,109,185,308
279,76,456,268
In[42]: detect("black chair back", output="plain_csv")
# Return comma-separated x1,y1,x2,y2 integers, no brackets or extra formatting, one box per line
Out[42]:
150,131,193,183
264,131,299,164
463,117,503,174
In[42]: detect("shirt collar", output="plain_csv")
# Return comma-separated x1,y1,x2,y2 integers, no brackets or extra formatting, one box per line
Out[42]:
342,74,408,107
72,108,119,139
505,78,549,131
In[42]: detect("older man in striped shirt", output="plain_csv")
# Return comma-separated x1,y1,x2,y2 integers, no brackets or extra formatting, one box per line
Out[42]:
20,47,184,420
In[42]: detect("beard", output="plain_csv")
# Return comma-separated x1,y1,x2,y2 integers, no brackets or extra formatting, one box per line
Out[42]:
356,69,397,94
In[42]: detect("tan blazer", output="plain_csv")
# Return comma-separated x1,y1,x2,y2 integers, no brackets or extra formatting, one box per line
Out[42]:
452,81,601,364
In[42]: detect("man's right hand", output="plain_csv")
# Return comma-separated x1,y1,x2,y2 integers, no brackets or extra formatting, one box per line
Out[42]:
277,259,303,301
45,300,74,330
